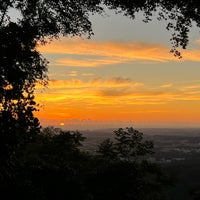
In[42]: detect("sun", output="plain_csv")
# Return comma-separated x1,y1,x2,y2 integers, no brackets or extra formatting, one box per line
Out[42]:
60,122,65,126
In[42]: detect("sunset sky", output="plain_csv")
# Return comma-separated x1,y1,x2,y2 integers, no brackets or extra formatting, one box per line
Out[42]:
36,9,200,129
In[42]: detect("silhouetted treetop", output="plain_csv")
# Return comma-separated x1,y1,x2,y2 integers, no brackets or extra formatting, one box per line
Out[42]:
1,0,200,53
98,127,154,162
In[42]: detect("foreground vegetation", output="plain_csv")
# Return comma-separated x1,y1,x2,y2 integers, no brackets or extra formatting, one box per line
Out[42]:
0,126,174,200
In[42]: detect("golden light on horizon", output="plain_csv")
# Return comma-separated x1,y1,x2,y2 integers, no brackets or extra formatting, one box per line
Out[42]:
35,75,200,128
35,33,200,128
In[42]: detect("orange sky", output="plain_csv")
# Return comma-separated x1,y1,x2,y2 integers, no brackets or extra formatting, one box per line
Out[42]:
35,11,200,129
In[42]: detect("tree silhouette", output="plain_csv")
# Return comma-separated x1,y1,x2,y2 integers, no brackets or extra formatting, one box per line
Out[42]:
0,22,48,133
98,138,117,160
0,22,48,182
91,127,171,200
98,127,154,161
2,127,87,200
6,126,171,200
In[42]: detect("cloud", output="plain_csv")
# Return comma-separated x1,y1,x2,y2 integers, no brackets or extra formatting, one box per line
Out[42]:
35,77,200,107
183,84,200,90
35,77,200,123
36,77,200,104
36,77,141,91
182,50,200,62
196,39,200,45
98,88,134,97
68,71,78,77
41,39,165,61
38,38,200,68
106,77,131,84
55,57,123,67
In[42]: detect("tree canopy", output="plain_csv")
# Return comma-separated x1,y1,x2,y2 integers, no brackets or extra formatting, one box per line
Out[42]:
1,127,171,200
0,22,48,157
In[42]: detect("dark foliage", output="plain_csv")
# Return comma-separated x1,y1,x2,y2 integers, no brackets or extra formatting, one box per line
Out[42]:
190,189,200,200
98,127,154,161
0,22,48,182
0,127,172,200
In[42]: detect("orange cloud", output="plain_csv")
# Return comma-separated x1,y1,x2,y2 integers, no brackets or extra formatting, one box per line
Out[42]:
183,84,200,90
36,77,139,89
38,38,200,67
36,78,200,113
55,57,124,67
196,39,200,45
160,83,173,88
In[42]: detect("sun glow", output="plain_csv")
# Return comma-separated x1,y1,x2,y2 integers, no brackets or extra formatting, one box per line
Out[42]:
35,31,200,128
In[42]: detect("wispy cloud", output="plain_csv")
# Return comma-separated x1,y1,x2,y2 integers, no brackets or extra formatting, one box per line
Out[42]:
68,71,78,77
38,38,200,68
35,77,200,123
160,83,173,88
36,77,139,89
196,39,200,45
183,85,200,89
55,57,123,67
36,77,200,104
